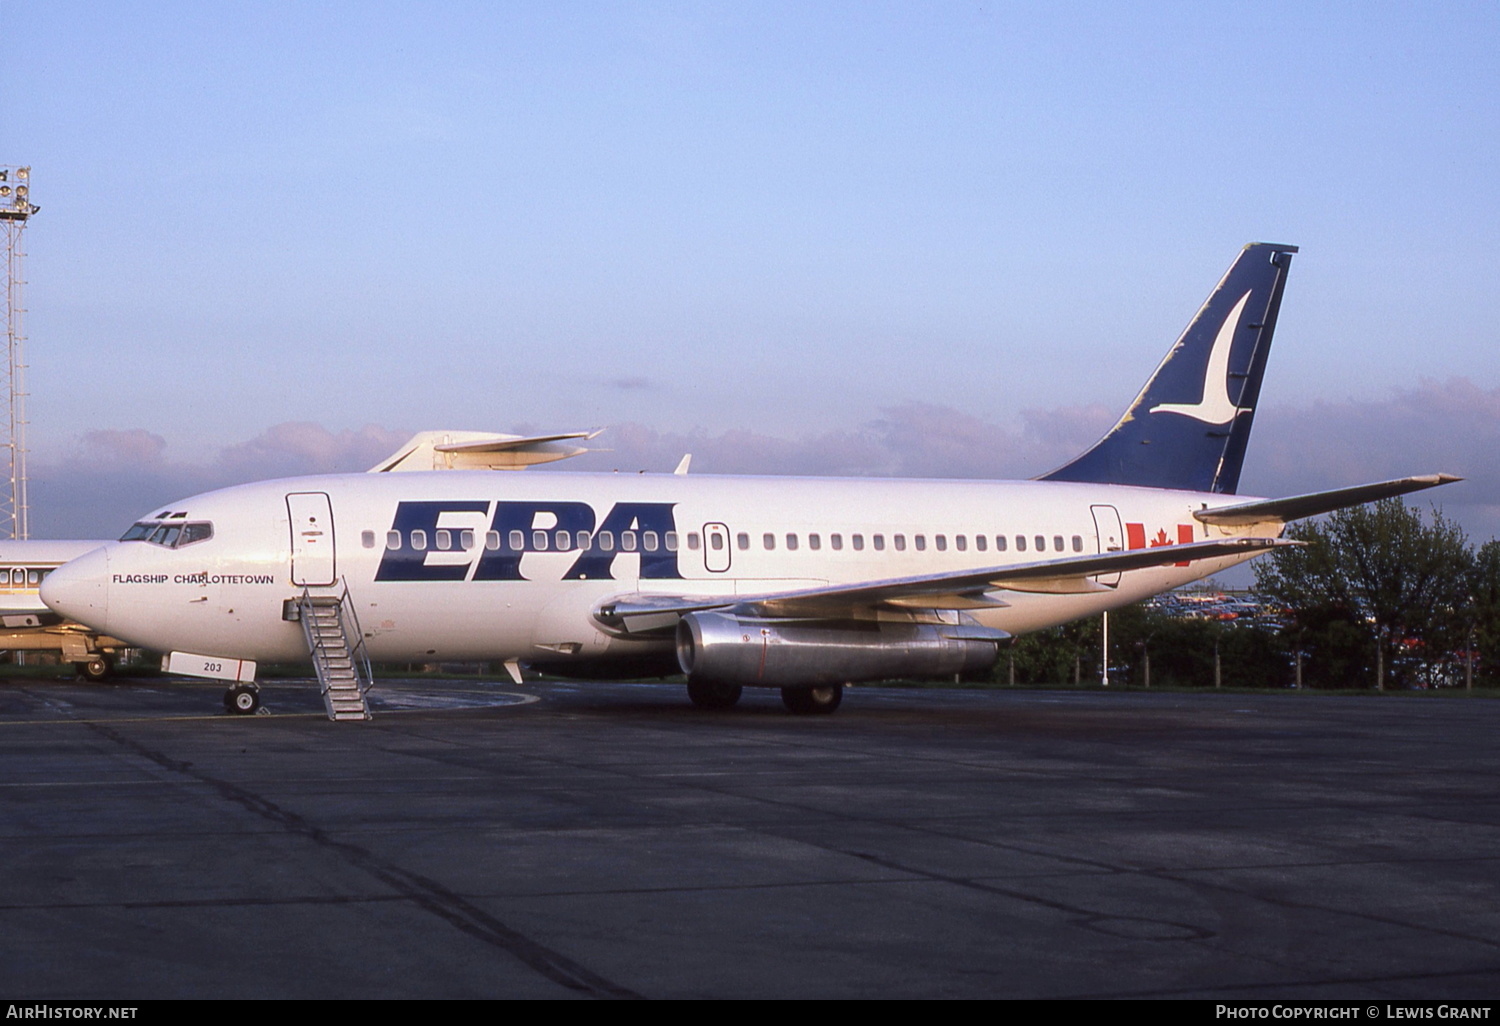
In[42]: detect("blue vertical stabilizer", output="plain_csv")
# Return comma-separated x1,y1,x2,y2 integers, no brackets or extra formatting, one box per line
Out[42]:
1040,242,1297,494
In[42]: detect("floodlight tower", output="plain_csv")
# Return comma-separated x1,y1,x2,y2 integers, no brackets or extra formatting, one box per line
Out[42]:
0,166,37,540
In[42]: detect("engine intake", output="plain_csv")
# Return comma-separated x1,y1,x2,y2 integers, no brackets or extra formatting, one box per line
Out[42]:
676,610,1002,687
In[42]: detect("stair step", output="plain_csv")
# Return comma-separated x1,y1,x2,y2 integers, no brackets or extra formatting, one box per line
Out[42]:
301,587,373,722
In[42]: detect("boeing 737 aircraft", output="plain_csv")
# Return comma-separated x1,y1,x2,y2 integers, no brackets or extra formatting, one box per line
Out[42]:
39,244,1458,718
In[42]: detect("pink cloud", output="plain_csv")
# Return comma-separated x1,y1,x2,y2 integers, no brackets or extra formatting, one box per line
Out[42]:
21,382,1500,544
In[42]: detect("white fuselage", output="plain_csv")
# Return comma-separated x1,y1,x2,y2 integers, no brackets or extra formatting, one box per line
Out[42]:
39,471,1281,670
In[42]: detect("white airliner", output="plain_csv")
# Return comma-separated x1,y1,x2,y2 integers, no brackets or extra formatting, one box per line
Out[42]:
39,244,1458,718
0,539,123,678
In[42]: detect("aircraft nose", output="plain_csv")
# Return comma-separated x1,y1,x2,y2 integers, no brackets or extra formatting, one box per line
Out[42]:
40,546,110,629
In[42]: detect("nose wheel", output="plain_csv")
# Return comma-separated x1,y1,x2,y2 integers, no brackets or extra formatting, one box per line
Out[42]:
224,683,262,715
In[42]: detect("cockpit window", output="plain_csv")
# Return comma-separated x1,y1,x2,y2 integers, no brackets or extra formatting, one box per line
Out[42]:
120,520,214,548
180,522,213,546
149,524,183,547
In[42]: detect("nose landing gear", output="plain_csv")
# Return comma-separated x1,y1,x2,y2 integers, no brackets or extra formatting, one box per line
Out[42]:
224,683,262,715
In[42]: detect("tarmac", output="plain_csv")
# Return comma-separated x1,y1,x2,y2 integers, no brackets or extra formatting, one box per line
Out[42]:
2,674,1499,999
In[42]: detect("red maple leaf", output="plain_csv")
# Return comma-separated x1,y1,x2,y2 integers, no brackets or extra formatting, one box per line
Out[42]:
1149,528,1172,547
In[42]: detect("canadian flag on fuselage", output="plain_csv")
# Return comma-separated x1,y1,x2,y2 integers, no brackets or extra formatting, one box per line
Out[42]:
1126,523,1195,567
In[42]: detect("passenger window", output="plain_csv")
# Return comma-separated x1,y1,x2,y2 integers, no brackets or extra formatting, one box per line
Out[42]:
1072,535,1083,552
643,531,658,552
621,531,638,551
532,530,549,551
386,530,401,550
361,530,376,549
710,532,724,551
1015,536,1026,552
915,535,926,552
436,529,452,551
996,535,1007,552
576,530,592,550
956,535,967,552
687,533,701,550
894,534,906,551
411,530,428,551
509,530,525,550
598,531,615,551
935,535,947,552
786,534,799,551
763,533,776,550
873,534,885,551
9,568,21,586
808,533,821,550
1035,535,1046,551
831,534,843,550
665,532,678,551
736,533,749,550
459,529,474,550
27,569,40,586
556,530,571,550
852,534,864,551
1054,536,1064,552
485,531,500,551
975,535,987,552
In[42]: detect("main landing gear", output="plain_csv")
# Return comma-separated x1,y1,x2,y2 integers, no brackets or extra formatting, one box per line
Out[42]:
686,677,743,710
74,656,114,683
685,680,847,714
223,683,262,715
780,684,844,715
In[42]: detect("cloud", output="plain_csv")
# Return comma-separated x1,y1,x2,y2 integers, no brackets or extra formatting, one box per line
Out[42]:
217,422,410,479
71,429,169,467
21,380,1500,544
1244,376,1500,542
606,376,657,391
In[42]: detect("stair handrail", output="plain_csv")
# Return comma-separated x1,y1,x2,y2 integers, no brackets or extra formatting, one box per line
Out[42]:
335,579,375,698
296,582,375,703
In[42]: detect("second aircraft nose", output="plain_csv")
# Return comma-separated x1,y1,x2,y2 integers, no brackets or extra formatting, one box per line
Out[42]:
39,546,110,630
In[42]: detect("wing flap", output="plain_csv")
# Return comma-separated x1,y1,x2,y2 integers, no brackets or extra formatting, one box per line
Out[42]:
595,536,1295,632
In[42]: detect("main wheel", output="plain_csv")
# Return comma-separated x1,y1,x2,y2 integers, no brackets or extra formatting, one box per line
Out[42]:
781,684,843,715
76,656,113,682
687,677,743,710
224,684,261,715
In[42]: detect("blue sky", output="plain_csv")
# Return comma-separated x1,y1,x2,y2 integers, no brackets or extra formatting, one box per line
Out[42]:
2,1,1498,541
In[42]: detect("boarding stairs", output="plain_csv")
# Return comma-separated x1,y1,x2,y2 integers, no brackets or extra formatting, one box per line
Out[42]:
295,583,374,721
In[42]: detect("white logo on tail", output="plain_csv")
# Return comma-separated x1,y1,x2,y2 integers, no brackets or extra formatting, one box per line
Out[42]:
1150,291,1252,425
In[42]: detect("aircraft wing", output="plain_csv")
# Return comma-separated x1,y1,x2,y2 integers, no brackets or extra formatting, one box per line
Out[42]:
596,536,1296,634
1194,474,1461,526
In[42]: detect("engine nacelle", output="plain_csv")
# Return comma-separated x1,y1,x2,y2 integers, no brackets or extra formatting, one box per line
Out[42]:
676,610,1002,687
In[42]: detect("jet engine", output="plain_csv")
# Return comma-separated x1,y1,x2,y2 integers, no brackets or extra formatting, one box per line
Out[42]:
675,609,1003,687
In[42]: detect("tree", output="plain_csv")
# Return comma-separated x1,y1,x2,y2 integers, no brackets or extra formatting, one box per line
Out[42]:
1465,540,1500,688
1004,617,1100,685
1254,500,1472,690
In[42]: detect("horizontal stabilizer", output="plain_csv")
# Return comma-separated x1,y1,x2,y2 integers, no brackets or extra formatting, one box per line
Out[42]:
1194,474,1462,526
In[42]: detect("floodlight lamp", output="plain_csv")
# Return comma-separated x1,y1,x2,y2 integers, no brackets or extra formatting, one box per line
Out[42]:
0,171,7,182
0,186,9,197
14,186,25,198
16,168,28,180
